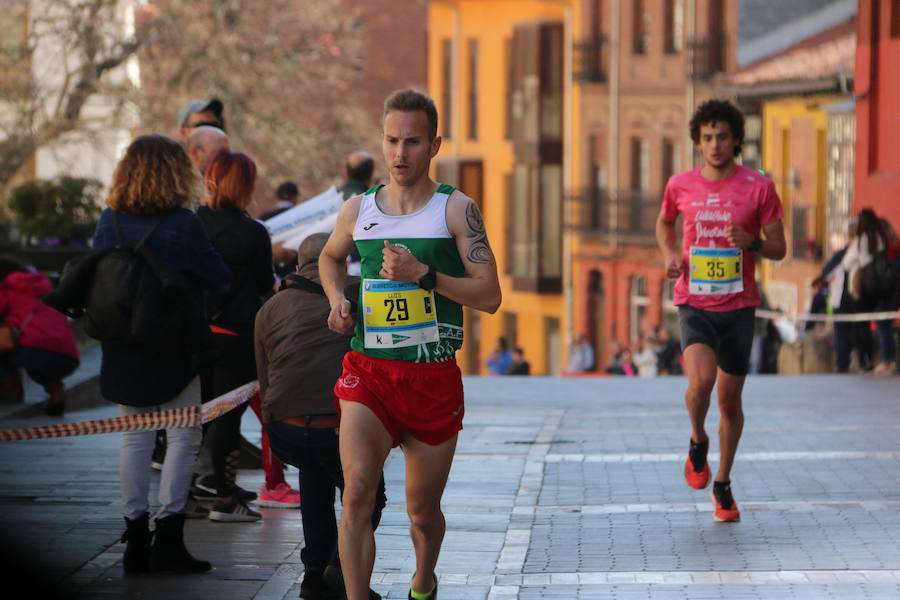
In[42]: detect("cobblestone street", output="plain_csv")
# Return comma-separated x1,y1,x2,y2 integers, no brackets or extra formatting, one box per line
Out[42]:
2,374,899,599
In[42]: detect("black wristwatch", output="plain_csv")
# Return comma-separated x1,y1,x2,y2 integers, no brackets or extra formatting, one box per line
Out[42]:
418,265,437,291
749,236,763,252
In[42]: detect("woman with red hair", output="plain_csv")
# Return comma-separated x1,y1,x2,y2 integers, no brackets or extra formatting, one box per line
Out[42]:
196,151,274,521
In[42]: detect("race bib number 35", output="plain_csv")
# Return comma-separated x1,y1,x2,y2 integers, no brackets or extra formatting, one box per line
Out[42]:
362,279,440,349
689,247,744,295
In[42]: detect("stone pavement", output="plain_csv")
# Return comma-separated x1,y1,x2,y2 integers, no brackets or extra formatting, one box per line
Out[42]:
1,374,899,599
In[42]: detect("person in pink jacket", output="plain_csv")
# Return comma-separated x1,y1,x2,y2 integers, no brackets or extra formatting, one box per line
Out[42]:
0,256,80,415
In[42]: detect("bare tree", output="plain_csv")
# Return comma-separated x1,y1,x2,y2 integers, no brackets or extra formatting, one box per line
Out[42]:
136,0,373,198
0,0,148,200
1,0,376,204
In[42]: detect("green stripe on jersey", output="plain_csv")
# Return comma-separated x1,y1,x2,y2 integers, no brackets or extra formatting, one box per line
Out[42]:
351,183,464,363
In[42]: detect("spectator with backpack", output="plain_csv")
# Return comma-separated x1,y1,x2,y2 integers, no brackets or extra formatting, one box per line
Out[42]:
195,151,276,522
0,256,79,415
843,209,896,375
91,135,229,574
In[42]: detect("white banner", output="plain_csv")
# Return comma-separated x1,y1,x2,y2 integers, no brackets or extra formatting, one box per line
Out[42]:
265,186,343,245
280,211,339,251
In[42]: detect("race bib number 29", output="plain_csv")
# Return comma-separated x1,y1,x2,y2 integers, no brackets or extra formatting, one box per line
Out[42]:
362,279,439,348
689,247,744,295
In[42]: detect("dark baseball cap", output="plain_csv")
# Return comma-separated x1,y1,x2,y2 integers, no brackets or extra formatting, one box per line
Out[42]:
276,181,300,200
177,98,224,127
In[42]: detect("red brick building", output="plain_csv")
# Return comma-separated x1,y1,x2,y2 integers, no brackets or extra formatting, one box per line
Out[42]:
854,0,900,228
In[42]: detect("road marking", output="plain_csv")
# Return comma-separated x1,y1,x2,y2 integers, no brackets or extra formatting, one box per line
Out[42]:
510,500,900,515
490,410,563,599
376,569,900,585
545,450,900,462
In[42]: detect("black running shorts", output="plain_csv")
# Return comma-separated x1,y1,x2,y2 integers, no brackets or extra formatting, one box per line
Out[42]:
677,305,756,376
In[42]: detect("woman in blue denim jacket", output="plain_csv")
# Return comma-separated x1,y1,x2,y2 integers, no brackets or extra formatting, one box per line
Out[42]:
93,135,229,575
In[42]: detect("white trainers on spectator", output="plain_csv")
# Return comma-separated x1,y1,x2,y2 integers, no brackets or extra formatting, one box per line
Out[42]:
208,493,261,523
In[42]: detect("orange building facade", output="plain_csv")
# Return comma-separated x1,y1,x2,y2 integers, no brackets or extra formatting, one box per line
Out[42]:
428,0,584,375
428,0,743,374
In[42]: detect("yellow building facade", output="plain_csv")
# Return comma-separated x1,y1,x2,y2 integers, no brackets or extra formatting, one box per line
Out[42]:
428,0,584,375
759,95,842,314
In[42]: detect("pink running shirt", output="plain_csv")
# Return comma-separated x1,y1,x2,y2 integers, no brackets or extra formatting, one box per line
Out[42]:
660,165,783,311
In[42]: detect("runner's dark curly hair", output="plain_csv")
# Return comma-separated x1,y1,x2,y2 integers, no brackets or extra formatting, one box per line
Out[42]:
689,99,744,156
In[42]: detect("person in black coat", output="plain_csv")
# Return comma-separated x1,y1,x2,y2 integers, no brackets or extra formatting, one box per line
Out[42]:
196,151,275,522
94,135,229,574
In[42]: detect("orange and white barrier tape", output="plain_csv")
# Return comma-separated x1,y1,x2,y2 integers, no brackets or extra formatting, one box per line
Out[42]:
756,308,900,323
0,406,201,441
200,381,259,424
0,380,260,442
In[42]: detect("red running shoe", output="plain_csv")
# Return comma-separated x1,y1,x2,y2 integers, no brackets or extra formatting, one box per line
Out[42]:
711,481,740,522
257,482,301,508
683,438,710,489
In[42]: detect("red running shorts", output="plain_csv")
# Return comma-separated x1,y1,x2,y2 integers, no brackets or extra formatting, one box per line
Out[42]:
334,351,464,448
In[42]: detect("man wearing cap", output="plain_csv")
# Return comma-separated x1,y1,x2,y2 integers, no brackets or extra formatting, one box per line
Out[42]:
178,98,225,141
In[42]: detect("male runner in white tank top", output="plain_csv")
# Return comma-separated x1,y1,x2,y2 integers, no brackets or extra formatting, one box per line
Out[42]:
320,89,501,600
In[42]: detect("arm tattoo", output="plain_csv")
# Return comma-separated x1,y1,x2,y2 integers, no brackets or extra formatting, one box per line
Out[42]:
465,202,495,265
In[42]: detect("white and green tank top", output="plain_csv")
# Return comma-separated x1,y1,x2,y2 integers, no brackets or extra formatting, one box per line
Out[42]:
351,183,465,363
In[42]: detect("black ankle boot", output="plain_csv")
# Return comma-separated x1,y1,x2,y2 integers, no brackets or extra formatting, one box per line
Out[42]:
121,513,152,573
149,513,211,573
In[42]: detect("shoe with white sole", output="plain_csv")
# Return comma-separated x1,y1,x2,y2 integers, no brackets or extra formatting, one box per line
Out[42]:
257,482,301,508
208,493,261,523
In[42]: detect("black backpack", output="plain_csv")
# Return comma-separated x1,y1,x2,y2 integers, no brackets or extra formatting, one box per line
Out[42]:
859,251,899,309
47,212,188,344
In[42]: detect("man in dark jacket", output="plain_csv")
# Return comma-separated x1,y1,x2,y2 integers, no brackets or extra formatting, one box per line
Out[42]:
255,233,386,600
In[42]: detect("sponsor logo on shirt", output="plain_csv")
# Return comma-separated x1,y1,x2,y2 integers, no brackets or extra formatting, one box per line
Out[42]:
694,207,733,241
696,210,731,221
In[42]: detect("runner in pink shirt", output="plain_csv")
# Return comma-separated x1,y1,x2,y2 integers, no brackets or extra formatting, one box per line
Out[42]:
656,100,786,523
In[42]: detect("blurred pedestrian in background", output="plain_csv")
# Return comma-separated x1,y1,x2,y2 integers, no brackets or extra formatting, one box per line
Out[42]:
186,126,230,176
633,336,658,377
815,219,874,373
486,336,512,375
842,208,894,373
654,326,682,375
567,333,594,374
338,150,375,200
507,348,531,375
178,98,225,141
260,181,302,221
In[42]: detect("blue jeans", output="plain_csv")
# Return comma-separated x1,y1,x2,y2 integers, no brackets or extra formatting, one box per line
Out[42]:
265,420,387,570
875,320,896,364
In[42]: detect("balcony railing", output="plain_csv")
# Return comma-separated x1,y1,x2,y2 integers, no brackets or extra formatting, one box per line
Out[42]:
568,188,660,244
574,34,608,84
687,32,726,81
